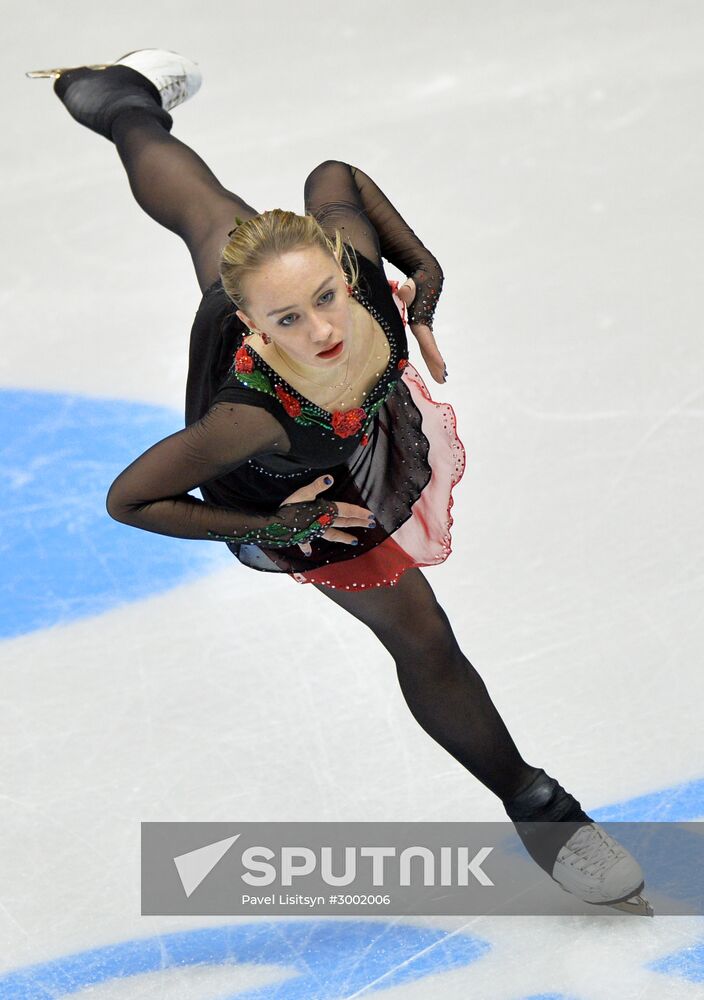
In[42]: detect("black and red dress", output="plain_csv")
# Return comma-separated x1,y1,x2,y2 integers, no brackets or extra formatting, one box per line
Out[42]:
183,164,466,589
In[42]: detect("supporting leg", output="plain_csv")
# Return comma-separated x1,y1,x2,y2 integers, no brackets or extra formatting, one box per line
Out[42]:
311,568,654,915
312,568,540,802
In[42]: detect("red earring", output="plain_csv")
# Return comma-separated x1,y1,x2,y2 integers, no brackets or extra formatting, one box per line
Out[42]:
249,326,271,345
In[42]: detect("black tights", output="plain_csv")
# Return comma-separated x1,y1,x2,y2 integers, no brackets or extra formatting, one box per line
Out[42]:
111,108,260,294
109,105,540,806
312,569,539,802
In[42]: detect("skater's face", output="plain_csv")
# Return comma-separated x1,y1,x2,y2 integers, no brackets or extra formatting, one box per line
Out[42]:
236,247,355,370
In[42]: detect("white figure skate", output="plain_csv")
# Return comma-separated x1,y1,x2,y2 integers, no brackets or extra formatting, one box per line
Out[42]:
26,48,202,113
552,821,655,916
505,767,655,917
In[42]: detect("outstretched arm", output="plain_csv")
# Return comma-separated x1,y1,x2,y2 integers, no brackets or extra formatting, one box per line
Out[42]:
105,402,337,548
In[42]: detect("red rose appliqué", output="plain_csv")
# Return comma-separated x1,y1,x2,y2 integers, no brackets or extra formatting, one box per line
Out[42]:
275,385,302,418
331,407,367,438
235,346,254,373
397,358,408,370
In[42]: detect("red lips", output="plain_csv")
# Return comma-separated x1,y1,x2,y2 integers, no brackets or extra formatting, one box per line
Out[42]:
318,341,343,358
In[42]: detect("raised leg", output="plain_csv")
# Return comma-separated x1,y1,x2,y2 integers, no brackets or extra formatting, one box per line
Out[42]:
312,568,540,803
111,108,259,292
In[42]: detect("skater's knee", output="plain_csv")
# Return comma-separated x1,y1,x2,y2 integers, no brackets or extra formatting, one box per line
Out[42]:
377,604,460,666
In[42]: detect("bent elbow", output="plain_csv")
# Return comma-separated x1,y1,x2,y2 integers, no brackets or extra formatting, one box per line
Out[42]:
304,159,349,191
105,493,127,524
105,483,138,524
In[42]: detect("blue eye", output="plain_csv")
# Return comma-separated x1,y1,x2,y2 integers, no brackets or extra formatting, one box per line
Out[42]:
279,289,335,327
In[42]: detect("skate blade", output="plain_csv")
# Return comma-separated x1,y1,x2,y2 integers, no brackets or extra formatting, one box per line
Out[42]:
25,64,111,79
606,894,655,917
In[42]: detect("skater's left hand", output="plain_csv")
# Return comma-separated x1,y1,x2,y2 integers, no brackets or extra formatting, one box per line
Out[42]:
395,278,447,384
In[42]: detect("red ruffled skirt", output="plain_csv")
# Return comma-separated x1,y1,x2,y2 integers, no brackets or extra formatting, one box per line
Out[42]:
289,283,467,590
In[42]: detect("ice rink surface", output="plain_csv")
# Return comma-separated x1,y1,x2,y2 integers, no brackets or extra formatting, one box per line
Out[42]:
2,0,704,996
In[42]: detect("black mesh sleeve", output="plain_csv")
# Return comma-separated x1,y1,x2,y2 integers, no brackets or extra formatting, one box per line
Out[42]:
304,159,383,268
105,401,338,547
349,164,444,330
303,159,444,330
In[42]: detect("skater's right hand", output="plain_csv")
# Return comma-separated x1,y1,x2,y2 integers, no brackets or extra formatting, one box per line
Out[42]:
280,474,375,556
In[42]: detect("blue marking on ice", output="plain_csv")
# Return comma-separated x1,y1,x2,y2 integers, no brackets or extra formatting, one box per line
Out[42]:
0,388,224,640
649,939,704,983
517,994,580,999
0,920,490,998
589,781,704,910
589,780,704,822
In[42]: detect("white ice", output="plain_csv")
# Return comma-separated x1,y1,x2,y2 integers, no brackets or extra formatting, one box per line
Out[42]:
1,1,704,998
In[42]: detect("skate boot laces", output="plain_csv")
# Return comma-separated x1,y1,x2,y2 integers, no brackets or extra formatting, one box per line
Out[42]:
133,69,187,112
556,823,627,879
115,50,202,112
552,820,647,908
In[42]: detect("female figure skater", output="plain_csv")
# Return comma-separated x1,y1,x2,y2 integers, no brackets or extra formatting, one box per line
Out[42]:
28,49,652,916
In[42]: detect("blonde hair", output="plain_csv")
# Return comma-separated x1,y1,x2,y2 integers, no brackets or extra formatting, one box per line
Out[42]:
219,208,361,314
